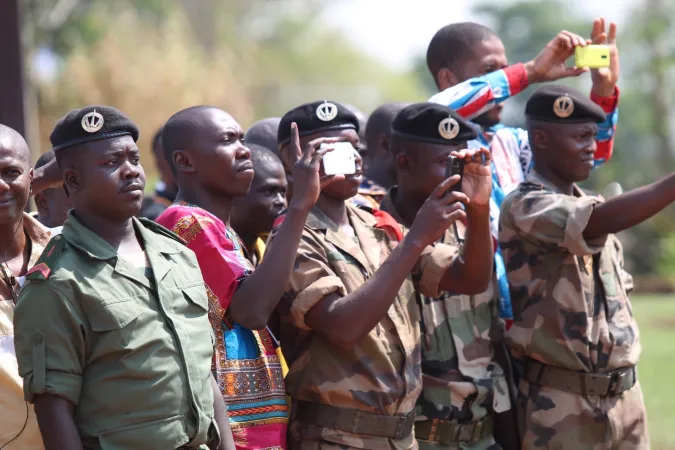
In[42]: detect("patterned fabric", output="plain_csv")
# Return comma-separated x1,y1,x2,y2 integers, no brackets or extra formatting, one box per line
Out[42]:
271,203,459,450
499,171,647,449
380,191,509,444
429,63,620,322
0,213,51,450
156,204,288,450
350,176,387,209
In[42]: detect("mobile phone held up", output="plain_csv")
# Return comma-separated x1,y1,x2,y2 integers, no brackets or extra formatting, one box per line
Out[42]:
321,142,357,176
445,156,465,193
575,45,610,69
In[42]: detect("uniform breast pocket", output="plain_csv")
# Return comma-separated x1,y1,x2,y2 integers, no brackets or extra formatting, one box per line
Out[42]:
175,283,210,318
87,298,144,349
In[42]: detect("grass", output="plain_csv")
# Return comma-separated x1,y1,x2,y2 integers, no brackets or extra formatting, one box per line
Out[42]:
632,294,675,450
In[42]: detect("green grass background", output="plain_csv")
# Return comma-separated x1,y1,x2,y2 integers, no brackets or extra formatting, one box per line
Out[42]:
633,294,675,450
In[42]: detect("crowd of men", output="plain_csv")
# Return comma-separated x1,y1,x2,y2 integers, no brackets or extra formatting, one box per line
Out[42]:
1,17,672,450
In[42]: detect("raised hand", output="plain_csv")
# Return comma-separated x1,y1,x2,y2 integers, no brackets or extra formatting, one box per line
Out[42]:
524,30,590,83
590,18,619,97
408,175,469,248
287,122,344,212
452,147,492,207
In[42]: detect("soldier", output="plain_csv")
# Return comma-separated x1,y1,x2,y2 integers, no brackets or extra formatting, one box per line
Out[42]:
273,100,494,449
0,124,54,450
379,103,507,450
498,85,671,449
32,150,72,229
426,19,621,324
13,106,232,450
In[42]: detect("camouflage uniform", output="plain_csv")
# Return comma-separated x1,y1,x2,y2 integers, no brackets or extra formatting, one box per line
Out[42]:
350,176,387,209
380,190,509,450
499,171,648,449
271,203,459,450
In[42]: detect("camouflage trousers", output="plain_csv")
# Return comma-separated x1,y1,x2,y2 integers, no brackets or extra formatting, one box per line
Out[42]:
417,436,500,450
517,379,649,449
288,420,418,450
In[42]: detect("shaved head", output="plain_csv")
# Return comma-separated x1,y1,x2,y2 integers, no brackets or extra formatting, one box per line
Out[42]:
366,103,408,152
245,117,281,151
162,105,228,172
0,124,31,167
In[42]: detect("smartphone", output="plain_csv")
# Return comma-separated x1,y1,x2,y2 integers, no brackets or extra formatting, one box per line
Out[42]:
445,156,465,193
575,45,610,69
321,142,356,176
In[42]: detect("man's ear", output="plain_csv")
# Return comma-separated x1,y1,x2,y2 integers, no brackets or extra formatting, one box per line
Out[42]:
34,192,48,211
396,152,413,173
532,128,548,150
173,150,195,173
63,168,81,193
436,68,460,91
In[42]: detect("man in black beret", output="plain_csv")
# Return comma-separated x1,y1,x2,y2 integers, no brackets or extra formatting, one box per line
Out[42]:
498,85,671,448
270,100,494,448
13,105,233,450
378,102,502,449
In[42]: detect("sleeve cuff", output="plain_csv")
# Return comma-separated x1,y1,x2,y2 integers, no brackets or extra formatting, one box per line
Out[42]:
418,243,459,298
590,86,620,112
563,196,607,256
504,63,529,96
291,276,346,330
24,371,82,405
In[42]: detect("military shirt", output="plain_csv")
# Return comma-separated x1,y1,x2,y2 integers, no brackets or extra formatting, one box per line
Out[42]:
272,203,459,450
380,190,510,426
499,171,640,373
14,212,217,449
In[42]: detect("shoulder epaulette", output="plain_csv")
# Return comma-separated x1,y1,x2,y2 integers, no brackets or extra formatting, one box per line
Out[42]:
26,235,66,281
355,204,376,215
137,217,187,246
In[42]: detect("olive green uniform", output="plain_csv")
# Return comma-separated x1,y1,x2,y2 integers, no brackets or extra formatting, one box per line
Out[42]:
14,213,217,449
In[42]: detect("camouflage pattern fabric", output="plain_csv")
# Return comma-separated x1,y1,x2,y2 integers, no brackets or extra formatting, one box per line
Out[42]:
350,176,387,209
380,190,510,450
499,171,648,449
270,203,459,450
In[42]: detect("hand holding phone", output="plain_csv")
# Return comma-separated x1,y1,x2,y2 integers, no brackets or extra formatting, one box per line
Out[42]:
445,156,465,193
575,45,610,69
321,142,357,176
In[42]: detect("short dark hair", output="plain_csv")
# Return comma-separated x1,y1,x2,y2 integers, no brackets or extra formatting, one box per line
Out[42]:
249,144,282,169
162,105,219,174
365,103,408,152
35,150,56,169
426,22,497,88
152,127,163,154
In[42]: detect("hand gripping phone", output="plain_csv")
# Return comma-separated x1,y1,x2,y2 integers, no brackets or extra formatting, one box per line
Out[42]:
575,45,610,69
445,156,465,193
320,142,357,176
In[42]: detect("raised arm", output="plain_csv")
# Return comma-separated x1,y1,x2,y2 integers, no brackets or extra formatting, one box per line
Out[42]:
300,176,467,350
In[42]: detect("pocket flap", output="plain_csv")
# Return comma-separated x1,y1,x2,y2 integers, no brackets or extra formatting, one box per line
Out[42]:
89,299,142,331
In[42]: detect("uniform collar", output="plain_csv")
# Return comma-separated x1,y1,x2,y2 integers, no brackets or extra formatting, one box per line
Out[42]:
525,170,587,197
379,187,405,224
62,212,181,261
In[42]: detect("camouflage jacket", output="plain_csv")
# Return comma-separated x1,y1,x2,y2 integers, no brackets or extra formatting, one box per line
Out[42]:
499,171,640,373
380,190,510,424
271,203,458,450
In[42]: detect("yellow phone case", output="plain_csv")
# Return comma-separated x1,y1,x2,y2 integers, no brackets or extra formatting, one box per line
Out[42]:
575,45,610,68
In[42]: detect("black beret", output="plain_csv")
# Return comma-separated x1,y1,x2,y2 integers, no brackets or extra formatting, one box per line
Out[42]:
50,105,140,152
391,102,477,145
278,100,359,148
525,85,606,124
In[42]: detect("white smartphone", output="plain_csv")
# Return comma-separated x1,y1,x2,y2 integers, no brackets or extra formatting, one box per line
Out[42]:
320,142,357,176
